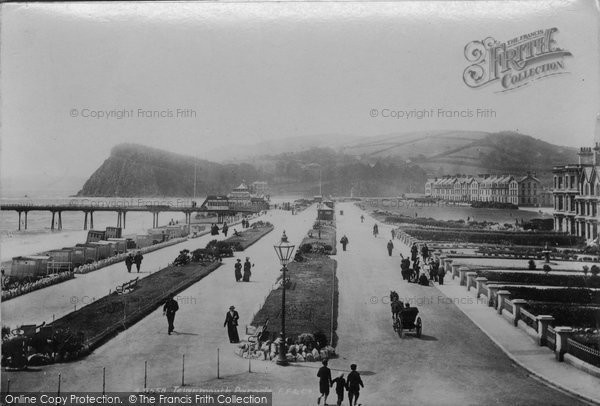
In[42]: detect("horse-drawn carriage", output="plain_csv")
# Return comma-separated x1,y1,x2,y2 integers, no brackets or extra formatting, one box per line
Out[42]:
390,291,422,338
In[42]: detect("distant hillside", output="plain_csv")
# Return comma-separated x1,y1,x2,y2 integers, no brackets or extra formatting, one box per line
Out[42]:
77,144,427,197
340,131,578,183
77,144,265,197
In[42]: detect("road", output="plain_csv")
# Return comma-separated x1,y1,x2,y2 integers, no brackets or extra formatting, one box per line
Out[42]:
326,202,585,406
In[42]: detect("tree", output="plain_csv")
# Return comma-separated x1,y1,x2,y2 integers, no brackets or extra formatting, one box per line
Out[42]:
543,264,552,274
528,259,536,270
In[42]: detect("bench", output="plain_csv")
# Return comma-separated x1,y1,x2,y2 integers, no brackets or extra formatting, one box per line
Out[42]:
116,277,139,294
246,318,269,343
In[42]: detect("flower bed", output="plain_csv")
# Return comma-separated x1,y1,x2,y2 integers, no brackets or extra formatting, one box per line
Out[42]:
1,271,74,301
401,227,582,247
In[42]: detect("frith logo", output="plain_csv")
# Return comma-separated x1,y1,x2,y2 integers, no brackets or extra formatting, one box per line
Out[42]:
463,28,572,92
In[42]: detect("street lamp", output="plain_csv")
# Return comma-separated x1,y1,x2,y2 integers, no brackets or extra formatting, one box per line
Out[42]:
273,230,296,365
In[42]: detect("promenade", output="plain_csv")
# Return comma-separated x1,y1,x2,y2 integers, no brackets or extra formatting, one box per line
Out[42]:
2,203,594,406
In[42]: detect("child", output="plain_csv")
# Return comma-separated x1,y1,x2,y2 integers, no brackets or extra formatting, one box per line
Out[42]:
331,373,346,406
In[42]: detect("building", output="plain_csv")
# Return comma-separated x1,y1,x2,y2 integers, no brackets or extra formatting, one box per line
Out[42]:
553,144,600,243
228,182,252,207
250,181,270,199
518,172,542,206
425,174,518,204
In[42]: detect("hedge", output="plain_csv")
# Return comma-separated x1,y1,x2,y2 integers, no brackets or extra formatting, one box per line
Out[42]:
477,271,600,288
401,227,583,246
506,287,600,304
523,303,600,328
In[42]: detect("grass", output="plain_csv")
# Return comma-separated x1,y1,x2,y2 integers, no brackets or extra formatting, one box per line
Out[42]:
50,260,222,356
251,253,338,347
225,224,274,250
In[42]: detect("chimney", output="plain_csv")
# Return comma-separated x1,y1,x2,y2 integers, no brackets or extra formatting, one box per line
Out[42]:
579,147,594,165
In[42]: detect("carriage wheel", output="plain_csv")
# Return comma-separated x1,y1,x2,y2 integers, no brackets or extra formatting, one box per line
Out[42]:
397,319,403,338
416,317,422,338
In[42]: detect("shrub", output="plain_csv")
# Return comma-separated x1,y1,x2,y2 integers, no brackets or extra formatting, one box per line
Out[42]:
591,265,600,277
293,252,304,262
543,264,552,274
313,331,328,349
297,333,316,348
583,265,589,276
299,243,313,254
528,259,536,270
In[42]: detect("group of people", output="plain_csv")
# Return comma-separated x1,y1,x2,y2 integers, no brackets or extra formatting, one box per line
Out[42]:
318,359,364,406
233,257,254,282
124,251,144,273
398,243,445,286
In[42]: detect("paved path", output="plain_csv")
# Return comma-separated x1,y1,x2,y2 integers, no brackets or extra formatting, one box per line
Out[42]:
436,260,600,405
1,208,315,392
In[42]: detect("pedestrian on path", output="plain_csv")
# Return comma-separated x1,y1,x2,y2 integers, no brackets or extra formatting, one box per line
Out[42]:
411,243,418,262
234,259,242,282
346,364,364,406
243,257,253,282
438,264,446,285
391,229,396,239
125,253,133,273
134,251,144,273
387,240,394,256
224,306,240,343
360,215,364,223
372,224,379,237
331,373,346,406
163,294,179,335
340,235,349,251
421,244,429,260
317,359,332,405
222,222,229,237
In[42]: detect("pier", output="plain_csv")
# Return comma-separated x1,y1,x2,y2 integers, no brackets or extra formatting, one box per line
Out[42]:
1,203,258,231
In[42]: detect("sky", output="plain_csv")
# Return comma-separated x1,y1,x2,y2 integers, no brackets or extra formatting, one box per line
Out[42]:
1,0,599,192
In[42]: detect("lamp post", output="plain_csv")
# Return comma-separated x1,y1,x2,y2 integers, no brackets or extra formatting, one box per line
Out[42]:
273,230,296,366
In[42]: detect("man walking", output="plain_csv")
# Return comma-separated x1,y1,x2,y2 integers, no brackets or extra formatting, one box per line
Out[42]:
222,222,229,237
317,359,332,405
163,295,179,335
125,253,133,273
234,259,242,282
340,235,349,251
346,363,364,406
387,240,394,256
134,251,144,273
224,306,240,343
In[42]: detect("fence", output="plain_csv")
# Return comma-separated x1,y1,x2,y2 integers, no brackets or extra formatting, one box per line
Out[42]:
1,348,255,395
567,338,600,368
546,327,556,351
519,308,538,331
502,298,513,315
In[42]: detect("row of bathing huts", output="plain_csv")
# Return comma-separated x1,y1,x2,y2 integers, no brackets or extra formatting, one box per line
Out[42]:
7,223,192,281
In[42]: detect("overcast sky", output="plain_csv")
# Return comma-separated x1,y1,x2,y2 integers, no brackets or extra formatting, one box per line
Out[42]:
1,0,598,188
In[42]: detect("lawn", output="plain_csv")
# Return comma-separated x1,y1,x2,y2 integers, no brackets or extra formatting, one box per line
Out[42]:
225,222,274,250
51,260,222,356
